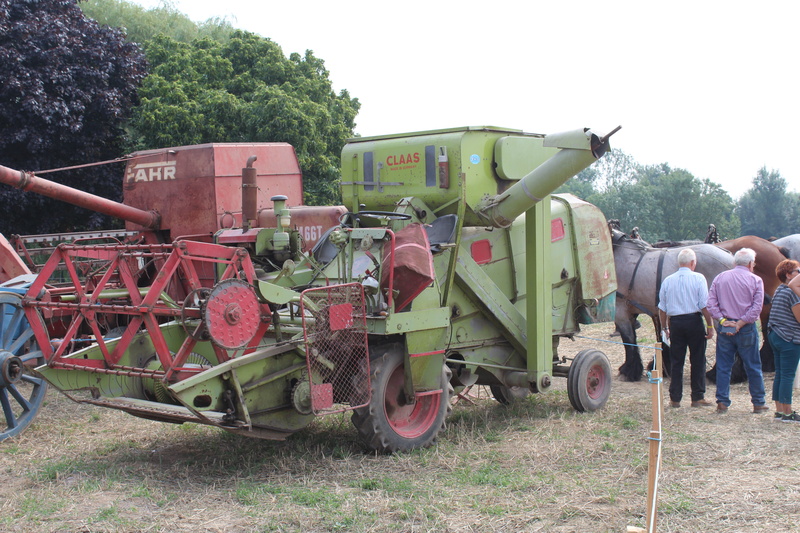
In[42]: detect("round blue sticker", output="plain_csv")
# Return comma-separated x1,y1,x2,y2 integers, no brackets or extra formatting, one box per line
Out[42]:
470,154,481,165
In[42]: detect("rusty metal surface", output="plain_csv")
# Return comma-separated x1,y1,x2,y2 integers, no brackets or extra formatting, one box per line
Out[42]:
205,279,261,349
123,144,304,239
258,205,347,251
0,233,31,282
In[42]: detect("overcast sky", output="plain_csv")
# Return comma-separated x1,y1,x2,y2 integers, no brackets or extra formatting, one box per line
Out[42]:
129,0,799,199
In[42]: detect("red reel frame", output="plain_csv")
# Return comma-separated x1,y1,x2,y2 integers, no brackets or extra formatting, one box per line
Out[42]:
22,240,269,382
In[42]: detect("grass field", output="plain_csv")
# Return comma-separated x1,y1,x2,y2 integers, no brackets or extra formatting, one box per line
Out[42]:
2,322,799,532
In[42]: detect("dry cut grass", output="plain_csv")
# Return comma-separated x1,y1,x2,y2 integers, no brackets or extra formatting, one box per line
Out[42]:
1,321,799,532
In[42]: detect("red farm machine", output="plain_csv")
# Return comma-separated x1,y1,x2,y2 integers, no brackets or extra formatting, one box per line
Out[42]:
0,126,619,452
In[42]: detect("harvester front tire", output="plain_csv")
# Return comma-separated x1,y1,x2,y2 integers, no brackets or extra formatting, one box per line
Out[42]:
352,345,452,453
567,348,612,412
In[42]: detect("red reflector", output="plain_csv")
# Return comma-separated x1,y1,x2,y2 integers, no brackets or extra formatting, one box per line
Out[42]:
471,240,492,264
311,383,334,409
329,303,354,330
551,218,565,242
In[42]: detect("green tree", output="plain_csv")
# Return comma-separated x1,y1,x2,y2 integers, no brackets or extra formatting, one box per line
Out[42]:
0,0,147,234
79,0,233,44
592,176,660,238
557,165,599,200
737,167,800,239
129,32,359,205
648,167,739,241
567,155,740,243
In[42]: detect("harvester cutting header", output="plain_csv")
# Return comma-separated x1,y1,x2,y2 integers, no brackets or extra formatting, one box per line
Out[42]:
0,125,619,452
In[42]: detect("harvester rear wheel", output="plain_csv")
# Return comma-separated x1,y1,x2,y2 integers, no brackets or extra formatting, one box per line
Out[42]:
489,385,530,405
352,345,452,453
0,292,48,441
567,348,612,412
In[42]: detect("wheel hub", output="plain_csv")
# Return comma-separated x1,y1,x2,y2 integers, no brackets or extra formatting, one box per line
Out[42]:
587,366,605,399
204,279,262,349
0,350,23,387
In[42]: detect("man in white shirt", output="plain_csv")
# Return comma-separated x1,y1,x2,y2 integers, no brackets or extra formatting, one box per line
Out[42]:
658,248,715,408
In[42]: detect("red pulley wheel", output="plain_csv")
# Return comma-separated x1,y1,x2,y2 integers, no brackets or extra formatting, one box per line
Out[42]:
204,279,261,349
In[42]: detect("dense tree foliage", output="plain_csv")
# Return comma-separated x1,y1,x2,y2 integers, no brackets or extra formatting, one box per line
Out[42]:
4,0,797,240
81,0,359,205
558,150,741,243
128,32,359,205
80,0,234,44
0,0,147,235
736,167,800,239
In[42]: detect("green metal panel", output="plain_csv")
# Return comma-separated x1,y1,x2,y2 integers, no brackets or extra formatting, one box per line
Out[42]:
494,136,557,180
453,246,527,355
341,126,549,224
553,194,617,301
383,306,450,334
525,200,553,390
168,343,315,433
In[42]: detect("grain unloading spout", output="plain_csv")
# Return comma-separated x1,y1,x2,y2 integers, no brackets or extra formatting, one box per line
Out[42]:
0,163,161,230
477,126,620,228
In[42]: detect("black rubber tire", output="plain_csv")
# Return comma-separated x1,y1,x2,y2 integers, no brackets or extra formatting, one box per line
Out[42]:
567,348,612,412
489,385,530,405
352,345,452,453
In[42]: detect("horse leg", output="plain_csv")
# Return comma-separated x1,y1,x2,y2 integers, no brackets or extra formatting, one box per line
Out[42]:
760,322,775,372
709,353,746,383
617,313,644,381
730,354,748,383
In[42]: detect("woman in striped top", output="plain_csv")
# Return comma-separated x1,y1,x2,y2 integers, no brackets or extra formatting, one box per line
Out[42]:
767,259,800,422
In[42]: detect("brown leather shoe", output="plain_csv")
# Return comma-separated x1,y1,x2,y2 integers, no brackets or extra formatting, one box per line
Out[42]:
716,403,728,413
669,401,680,408
753,404,770,414
691,399,713,407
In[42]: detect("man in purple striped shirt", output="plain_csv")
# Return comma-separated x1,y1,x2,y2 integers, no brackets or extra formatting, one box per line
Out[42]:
706,247,768,413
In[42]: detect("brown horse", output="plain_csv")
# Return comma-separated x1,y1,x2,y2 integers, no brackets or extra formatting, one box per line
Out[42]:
711,236,789,380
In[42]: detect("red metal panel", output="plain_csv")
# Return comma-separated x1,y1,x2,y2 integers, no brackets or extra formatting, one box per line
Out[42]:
123,144,303,240
329,303,354,331
258,205,347,250
0,234,31,282
551,218,565,242
471,239,493,265
381,223,435,312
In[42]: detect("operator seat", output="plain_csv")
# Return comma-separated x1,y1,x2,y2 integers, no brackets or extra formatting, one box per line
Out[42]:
425,214,458,253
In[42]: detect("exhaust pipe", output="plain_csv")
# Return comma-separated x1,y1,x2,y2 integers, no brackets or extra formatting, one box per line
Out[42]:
242,156,258,230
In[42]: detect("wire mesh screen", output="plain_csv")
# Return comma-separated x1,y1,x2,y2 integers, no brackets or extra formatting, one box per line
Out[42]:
300,283,370,415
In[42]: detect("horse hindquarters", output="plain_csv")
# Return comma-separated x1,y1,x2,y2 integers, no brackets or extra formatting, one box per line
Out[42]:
707,322,774,384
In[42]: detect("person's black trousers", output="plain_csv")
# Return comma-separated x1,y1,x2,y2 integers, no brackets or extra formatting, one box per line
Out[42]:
669,312,708,402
